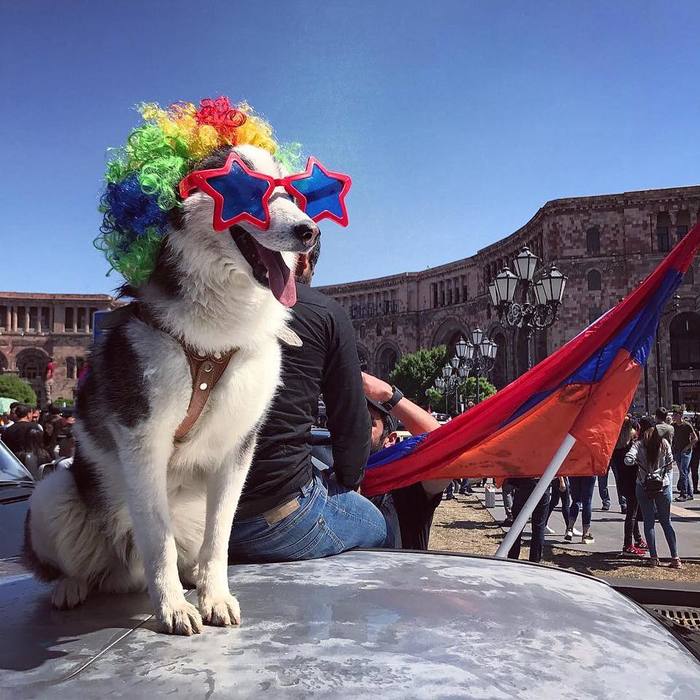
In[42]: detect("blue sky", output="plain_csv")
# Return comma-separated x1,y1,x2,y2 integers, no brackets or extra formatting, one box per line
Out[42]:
2,1,699,294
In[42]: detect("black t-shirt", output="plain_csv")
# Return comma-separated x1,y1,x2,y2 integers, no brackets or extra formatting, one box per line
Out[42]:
1,421,34,458
391,483,443,551
236,284,370,520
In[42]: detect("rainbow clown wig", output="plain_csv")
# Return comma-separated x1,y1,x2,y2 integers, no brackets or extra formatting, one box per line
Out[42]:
96,97,302,285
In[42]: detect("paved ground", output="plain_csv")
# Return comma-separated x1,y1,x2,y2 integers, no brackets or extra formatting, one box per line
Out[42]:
468,480,700,559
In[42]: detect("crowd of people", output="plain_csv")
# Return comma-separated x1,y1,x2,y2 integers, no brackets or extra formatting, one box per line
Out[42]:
488,406,697,568
0,402,75,479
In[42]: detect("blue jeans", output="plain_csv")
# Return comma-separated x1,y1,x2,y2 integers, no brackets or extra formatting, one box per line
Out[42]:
636,482,678,559
674,449,693,498
568,476,596,530
598,463,626,508
228,470,388,563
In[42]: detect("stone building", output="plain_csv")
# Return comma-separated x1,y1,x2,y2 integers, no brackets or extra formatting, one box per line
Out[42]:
0,292,115,405
317,186,700,413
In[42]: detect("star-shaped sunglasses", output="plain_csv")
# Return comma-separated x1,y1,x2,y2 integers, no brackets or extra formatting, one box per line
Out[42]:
179,152,352,231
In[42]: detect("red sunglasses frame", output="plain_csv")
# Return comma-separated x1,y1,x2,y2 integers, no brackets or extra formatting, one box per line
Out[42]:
178,152,351,231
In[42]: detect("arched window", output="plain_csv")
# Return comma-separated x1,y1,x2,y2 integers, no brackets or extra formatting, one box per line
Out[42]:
587,269,602,291
586,226,600,255
377,347,399,380
66,357,76,379
16,349,47,381
656,212,671,252
376,323,382,337
670,313,700,370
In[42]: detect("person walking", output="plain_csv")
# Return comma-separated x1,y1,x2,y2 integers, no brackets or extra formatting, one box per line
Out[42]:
671,407,698,502
567,476,596,544
613,416,647,556
506,478,551,563
625,426,682,568
545,476,574,535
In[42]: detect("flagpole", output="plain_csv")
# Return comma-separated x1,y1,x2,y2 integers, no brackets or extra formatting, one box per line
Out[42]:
495,433,577,558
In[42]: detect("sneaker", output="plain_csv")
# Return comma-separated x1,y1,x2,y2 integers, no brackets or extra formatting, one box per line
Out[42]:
572,528,582,536
674,495,688,502
635,539,648,551
670,558,683,569
544,526,556,535
602,502,610,511
687,494,695,501
564,530,573,542
647,557,660,567
582,532,595,544
620,504,627,514
622,545,645,557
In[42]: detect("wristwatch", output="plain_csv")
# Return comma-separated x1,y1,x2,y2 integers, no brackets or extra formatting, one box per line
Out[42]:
381,385,404,412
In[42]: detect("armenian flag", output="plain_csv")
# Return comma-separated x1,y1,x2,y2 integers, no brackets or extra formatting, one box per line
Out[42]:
361,224,700,497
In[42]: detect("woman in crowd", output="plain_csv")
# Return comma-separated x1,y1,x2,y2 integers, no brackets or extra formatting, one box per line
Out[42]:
612,416,647,556
625,426,681,568
17,424,52,480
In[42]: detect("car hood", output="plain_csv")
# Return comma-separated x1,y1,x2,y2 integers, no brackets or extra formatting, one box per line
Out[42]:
2,551,700,698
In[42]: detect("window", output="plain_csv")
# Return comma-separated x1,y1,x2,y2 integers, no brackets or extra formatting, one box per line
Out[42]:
66,357,76,379
431,283,438,308
676,210,690,242
16,306,26,330
587,269,602,291
391,321,397,334
77,308,86,331
76,357,86,375
656,212,671,252
447,287,453,305
586,227,600,255
41,307,51,332
28,307,38,332
683,267,694,286
65,307,74,332
0,305,6,332
671,313,700,370
376,323,382,337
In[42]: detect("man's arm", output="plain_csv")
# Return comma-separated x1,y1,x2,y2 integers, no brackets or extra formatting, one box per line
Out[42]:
361,373,449,496
321,300,371,490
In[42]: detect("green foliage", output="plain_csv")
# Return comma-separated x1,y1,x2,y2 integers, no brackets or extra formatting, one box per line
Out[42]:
0,375,37,405
459,376,497,404
54,396,75,407
427,376,498,416
388,346,448,404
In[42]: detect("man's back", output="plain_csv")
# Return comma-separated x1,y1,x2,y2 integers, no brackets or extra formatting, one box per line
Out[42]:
236,283,370,519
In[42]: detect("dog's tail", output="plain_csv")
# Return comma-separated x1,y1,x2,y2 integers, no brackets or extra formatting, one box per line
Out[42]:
23,468,110,586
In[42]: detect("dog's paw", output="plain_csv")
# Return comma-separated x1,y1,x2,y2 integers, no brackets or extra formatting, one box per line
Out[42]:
52,577,89,610
157,598,203,636
198,592,241,627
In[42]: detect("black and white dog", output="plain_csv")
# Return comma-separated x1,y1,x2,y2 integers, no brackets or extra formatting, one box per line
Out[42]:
24,144,318,635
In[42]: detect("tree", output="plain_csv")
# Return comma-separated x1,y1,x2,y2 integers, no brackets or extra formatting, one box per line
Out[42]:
388,346,448,405
0,375,37,405
459,376,497,404
425,376,497,416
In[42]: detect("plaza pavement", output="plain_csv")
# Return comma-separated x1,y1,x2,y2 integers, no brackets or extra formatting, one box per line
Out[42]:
469,480,700,560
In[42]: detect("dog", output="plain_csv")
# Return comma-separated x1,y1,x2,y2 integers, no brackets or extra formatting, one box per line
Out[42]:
24,143,319,635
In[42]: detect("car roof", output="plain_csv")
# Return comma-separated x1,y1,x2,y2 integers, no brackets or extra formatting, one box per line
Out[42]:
2,551,700,698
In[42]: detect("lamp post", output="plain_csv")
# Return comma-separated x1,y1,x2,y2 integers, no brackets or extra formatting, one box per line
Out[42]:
489,247,567,371
441,330,498,413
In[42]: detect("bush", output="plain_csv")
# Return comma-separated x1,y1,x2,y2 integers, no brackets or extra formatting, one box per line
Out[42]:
0,375,37,405
389,346,448,405
54,396,74,407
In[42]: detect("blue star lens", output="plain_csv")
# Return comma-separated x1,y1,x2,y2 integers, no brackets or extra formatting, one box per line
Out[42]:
207,161,270,223
293,164,343,219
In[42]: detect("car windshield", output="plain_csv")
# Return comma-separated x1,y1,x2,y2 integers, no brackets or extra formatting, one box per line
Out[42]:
0,442,33,484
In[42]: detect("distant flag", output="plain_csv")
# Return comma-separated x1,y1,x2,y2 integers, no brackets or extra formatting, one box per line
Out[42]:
361,224,700,497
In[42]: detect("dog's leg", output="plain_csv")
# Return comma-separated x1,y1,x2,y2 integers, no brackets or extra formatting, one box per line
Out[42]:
121,444,202,636
197,436,256,626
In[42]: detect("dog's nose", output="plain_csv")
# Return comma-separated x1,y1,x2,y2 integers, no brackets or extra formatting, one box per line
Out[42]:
294,222,320,248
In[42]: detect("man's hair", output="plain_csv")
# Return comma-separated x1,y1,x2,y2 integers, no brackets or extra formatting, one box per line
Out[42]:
655,407,668,422
14,404,31,420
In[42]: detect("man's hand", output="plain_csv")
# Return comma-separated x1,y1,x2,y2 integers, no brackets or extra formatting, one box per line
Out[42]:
362,372,393,404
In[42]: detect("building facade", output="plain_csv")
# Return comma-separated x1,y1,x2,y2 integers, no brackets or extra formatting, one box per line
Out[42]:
317,186,700,413
0,293,115,405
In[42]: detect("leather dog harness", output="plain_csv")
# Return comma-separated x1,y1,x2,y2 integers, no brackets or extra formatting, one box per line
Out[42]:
104,303,238,443
174,346,236,442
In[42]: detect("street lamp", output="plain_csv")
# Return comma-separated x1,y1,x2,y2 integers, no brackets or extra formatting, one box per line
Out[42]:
441,333,499,411
491,246,567,370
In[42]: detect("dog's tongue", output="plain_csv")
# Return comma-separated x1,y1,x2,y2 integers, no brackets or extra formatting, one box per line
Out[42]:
256,244,297,307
